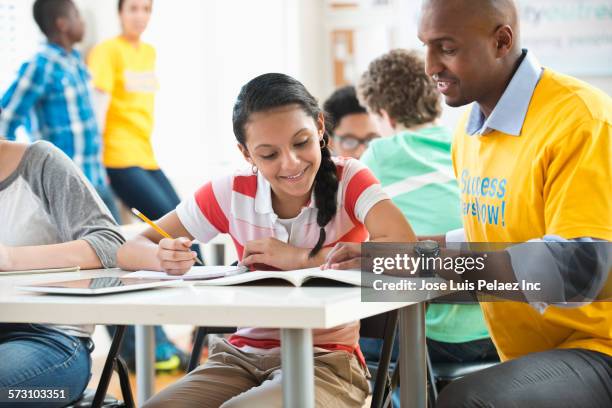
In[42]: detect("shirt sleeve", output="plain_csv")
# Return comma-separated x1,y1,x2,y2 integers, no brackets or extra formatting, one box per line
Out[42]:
507,236,611,313
87,43,115,93
445,228,466,250
23,142,125,268
176,175,232,243
343,158,389,223
0,58,48,139
544,119,612,240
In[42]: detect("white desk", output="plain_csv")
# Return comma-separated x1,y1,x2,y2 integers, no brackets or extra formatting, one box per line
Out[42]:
0,269,442,407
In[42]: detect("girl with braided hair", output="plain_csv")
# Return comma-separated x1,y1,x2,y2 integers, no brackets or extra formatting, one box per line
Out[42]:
118,73,415,407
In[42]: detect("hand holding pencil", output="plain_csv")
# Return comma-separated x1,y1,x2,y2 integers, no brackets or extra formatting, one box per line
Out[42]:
131,208,204,273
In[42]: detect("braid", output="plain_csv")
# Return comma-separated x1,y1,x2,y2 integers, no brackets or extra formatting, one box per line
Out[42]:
310,134,338,257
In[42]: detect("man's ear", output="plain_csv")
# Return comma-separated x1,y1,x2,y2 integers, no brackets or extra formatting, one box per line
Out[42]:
494,25,514,58
237,143,252,164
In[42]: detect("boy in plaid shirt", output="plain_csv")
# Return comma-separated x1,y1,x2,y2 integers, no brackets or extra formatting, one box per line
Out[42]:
0,0,119,221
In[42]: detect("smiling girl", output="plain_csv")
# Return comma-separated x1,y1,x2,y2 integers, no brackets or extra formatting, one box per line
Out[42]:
118,73,415,407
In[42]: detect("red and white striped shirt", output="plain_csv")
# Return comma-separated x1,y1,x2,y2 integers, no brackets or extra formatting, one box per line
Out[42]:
176,156,388,355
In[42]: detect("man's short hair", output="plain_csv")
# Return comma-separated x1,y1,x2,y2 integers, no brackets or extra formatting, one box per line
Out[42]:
358,49,442,128
323,86,368,132
33,0,73,37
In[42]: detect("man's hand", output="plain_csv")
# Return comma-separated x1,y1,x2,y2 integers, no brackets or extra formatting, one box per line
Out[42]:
242,238,309,270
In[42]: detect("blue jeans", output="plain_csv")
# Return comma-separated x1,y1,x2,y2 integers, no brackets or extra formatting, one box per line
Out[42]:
105,325,177,370
94,183,121,223
0,323,92,408
360,336,498,408
106,167,181,220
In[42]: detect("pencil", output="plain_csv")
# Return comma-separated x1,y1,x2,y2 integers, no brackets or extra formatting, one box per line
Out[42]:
131,208,204,266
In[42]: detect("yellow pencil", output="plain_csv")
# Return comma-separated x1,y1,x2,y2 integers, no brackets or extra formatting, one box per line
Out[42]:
131,208,204,266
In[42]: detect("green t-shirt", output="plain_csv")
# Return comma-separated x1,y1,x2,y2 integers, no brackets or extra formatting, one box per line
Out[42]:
361,126,489,343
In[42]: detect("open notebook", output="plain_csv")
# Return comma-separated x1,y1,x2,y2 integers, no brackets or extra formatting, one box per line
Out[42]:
125,266,362,287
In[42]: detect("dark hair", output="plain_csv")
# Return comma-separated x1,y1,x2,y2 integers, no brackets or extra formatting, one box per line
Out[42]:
358,49,442,128
33,0,73,37
118,0,153,12
323,85,368,132
233,73,338,258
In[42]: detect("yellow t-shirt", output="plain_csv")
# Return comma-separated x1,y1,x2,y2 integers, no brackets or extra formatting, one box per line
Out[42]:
88,36,159,169
452,69,612,361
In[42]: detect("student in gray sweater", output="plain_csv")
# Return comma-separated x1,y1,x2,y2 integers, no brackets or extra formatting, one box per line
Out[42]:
0,139,124,407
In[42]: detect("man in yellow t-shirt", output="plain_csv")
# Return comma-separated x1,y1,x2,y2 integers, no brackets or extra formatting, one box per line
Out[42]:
327,0,611,406
417,0,611,406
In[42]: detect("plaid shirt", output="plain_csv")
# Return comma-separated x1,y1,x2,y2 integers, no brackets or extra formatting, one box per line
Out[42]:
0,42,107,188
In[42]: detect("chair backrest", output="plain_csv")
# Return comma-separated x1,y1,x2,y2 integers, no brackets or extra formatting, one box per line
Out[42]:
360,312,396,339
359,310,399,408
188,326,237,373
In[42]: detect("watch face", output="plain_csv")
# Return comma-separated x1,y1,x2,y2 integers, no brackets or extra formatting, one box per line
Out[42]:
418,240,439,252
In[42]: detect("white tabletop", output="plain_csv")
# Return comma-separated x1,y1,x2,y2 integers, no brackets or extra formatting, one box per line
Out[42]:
0,269,418,328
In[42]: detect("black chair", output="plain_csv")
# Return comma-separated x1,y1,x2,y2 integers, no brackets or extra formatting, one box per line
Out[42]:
382,350,499,407
360,310,399,408
426,352,499,401
66,325,135,408
373,298,501,407
188,310,400,408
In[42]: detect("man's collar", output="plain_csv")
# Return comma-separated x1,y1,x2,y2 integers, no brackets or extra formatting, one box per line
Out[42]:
466,49,543,136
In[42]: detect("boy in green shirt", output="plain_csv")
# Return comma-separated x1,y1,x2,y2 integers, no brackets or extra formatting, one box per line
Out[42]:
357,49,496,402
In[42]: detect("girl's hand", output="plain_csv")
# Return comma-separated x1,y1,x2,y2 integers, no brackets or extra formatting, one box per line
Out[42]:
0,243,14,271
242,238,309,271
157,237,198,275
322,242,362,270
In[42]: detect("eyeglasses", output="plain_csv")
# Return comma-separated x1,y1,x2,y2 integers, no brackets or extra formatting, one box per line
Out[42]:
334,134,380,151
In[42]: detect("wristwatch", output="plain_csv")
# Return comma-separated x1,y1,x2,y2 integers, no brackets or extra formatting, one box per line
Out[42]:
414,240,440,277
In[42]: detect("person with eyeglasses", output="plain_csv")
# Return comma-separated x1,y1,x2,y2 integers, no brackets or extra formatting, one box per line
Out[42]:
323,85,381,159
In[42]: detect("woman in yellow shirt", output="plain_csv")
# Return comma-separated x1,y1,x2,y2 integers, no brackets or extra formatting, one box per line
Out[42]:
88,0,186,373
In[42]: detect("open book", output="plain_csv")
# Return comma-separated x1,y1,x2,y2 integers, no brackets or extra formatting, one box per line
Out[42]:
193,267,362,287
124,265,248,281
124,266,362,287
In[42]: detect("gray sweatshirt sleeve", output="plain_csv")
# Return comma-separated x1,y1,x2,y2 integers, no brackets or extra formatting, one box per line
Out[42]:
21,141,125,268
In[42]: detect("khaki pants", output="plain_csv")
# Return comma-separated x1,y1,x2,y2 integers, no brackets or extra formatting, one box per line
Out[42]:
143,338,370,408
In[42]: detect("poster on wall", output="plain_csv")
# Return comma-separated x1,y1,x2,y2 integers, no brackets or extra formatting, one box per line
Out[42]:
519,0,612,76
404,0,612,77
